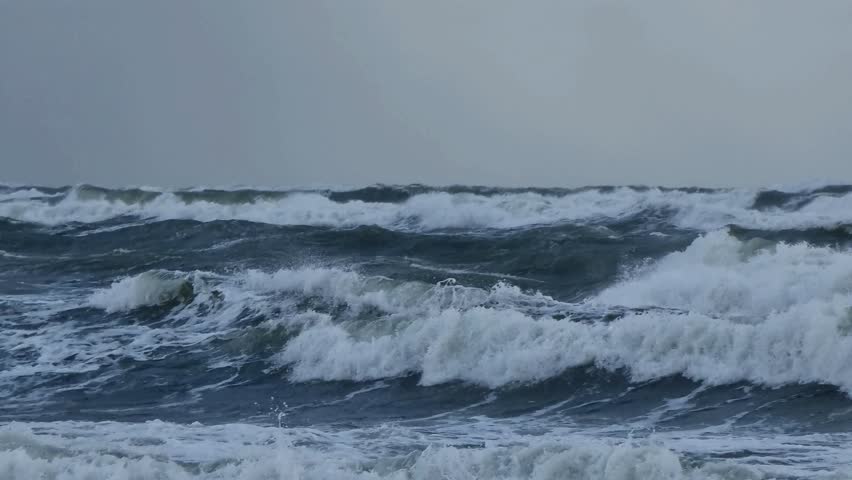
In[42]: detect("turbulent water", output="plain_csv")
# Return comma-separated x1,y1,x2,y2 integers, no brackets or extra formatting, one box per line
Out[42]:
3,183,852,479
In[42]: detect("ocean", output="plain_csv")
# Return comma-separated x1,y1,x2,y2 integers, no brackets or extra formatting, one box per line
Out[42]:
1,183,852,479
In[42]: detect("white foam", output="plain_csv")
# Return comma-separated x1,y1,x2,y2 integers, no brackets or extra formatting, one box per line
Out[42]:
1,271,260,394
241,267,488,315
268,232,852,394
17,230,852,396
0,420,793,480
0,188,60,202
88,270,199,313
18,231,852,405
273,301,852,392
240,267,568,321
595,229,852,318
6,185,850,231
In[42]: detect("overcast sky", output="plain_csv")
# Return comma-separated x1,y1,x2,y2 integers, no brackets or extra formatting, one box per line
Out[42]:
2,1,851,188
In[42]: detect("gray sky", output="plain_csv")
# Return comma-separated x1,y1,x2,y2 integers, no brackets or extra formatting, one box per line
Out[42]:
2,1,851,188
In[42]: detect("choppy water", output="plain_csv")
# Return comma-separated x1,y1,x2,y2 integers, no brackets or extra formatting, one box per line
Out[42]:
2,183,852,479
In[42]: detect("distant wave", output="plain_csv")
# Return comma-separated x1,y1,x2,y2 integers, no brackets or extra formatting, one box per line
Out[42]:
3,183,852,231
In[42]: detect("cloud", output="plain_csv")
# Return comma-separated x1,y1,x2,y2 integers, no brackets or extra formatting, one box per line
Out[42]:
1,1,851,187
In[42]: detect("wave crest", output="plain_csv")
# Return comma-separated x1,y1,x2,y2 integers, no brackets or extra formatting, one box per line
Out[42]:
271,232,852,393
0,421,766,480
596,229,852,318
5,184,852,231
28,230,852,395
88,271,198,313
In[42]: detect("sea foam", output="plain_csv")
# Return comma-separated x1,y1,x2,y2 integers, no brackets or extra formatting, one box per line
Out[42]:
271,231,852,393
88,270,199,313
0,420,772,480
60,229,852,393
4,185,852,231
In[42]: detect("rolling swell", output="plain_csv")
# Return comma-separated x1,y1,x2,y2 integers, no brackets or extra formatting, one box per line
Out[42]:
6,231,852,397
5,184,852,477
262,232,852,393
4,183,852,231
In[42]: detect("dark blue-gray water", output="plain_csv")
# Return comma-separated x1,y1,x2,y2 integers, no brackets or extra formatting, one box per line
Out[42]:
2,183,852,479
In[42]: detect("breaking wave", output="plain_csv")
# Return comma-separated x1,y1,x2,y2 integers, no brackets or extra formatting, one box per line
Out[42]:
88,270,200,313
6,184,852,478
61,229,852,394
4,184,852,231
0,421,778,480
256,231,852,393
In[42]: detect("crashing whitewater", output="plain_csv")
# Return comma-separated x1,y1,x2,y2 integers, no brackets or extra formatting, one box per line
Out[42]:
3,184,852,478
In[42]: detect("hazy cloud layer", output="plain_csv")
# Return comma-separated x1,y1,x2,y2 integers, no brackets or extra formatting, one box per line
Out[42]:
2,1,851,187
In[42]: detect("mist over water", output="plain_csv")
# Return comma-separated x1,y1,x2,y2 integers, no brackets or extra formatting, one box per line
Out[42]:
1,183,852,478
